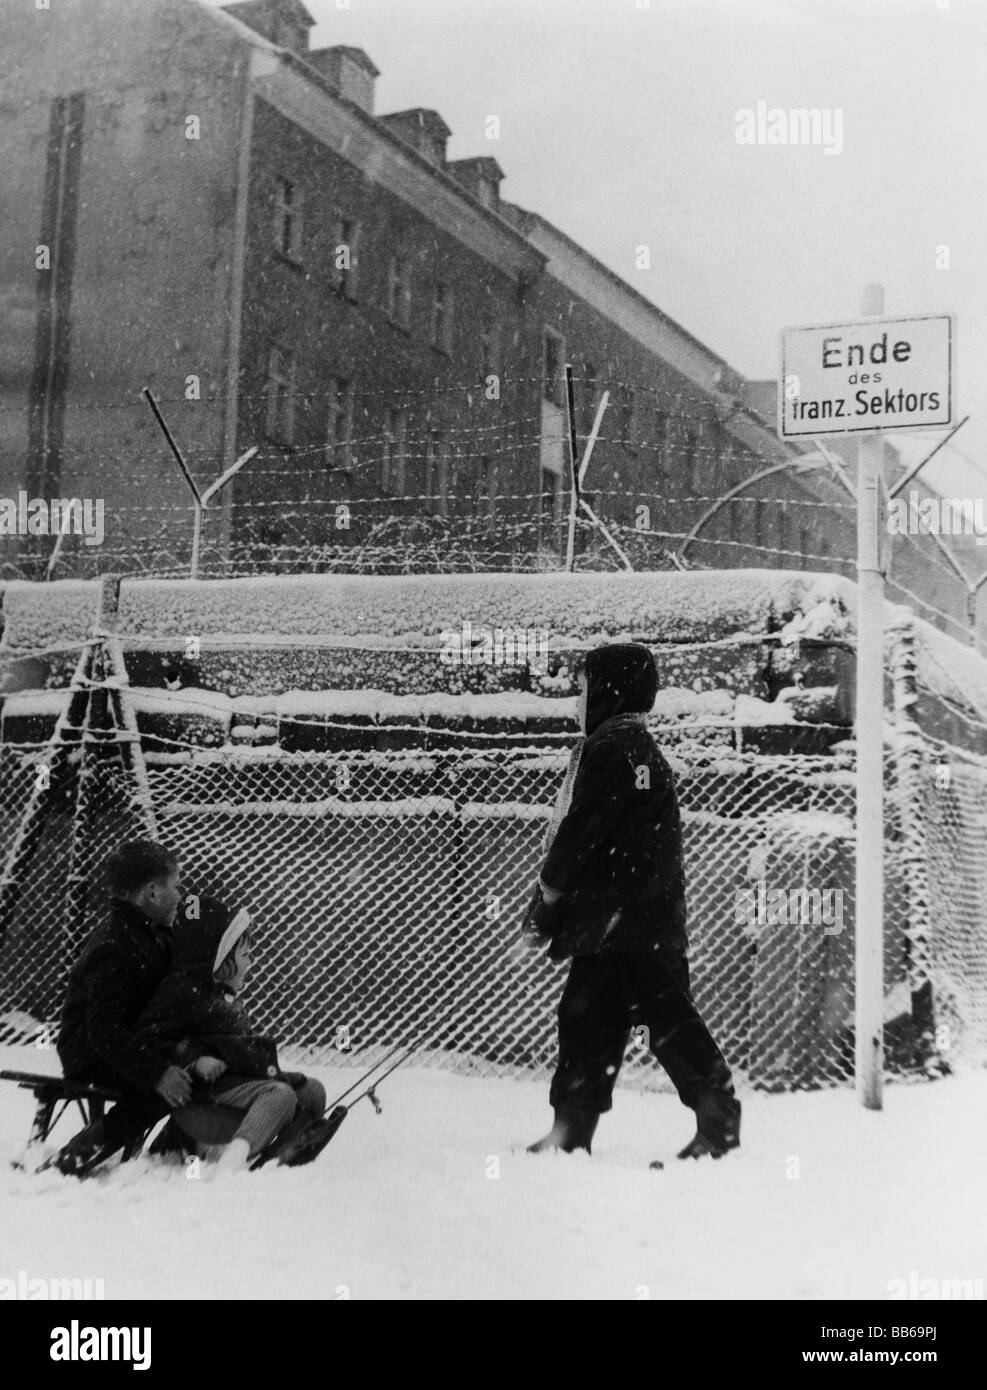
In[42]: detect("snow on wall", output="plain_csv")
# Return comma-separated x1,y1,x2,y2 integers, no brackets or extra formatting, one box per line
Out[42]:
0,684,809,731
892,603,987,727
0,690,70,719
0,570,854,651
274,689,574,722
0,580,99,653
4,569,987,733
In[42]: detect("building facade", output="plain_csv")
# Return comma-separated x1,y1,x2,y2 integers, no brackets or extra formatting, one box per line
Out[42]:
0,0,974,645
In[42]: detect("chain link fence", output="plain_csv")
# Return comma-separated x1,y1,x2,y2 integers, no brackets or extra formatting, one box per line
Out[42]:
3,716,978,1092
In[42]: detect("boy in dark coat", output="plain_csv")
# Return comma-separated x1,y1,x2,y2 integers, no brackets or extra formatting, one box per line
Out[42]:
522,642,741,1162
135,896,329,1170
53,839,189,1174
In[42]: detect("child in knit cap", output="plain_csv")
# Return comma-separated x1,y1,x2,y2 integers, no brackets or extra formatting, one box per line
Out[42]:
135,895,331,1170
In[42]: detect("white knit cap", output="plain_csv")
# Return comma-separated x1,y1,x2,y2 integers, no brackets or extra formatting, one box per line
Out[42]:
213,907,251,973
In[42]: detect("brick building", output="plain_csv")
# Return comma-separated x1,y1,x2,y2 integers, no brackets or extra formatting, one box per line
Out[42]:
0,0,971,642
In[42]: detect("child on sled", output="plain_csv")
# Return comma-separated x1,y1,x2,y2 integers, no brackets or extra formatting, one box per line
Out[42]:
135,895,334,1171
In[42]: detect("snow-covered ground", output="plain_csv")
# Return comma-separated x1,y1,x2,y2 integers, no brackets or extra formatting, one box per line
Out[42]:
2,1044,985,1301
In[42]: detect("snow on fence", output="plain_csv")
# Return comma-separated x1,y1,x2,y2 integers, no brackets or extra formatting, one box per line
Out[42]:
1,574,984,1090
1,728,980,1091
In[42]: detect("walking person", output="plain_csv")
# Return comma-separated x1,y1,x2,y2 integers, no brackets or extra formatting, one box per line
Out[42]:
522,642,741,1163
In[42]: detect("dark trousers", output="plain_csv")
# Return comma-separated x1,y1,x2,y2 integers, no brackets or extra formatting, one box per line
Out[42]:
62,1060,169,1158
102,1090,170,1154
549,947,733,1115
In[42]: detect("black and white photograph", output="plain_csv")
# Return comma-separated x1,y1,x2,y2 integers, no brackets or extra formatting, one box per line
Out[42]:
0,0,985,1336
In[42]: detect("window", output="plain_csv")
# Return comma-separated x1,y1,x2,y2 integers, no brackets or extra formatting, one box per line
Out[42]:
718,434,735,481
264,344,295,444
479,312,498,381
682,430,697,494
754,499,766,552
778,504,789,559
653,406,669,471
326,377,354,471
581,364,597,434
799,526,811,570
333,216,359,299
426,430,450,516
541,467,561,532
478,455,497,530
619,386,636,450
274,178,303,260
388,255,412,329
381,408,407,495
543,330,565,408
431,282,454,354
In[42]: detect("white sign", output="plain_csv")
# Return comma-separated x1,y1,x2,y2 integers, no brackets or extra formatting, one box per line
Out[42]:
779,313,955,438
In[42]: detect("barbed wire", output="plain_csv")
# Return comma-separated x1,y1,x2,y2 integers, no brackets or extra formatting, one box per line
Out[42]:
0,541,969,636
0,373,761,410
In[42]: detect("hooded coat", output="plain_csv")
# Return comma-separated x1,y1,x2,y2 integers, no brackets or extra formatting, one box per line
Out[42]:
538,643,687,961
134,896,281,1084
57,898,175,1093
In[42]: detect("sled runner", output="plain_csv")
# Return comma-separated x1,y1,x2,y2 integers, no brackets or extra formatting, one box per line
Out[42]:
0,1068,138,1167
1,1069,345,1176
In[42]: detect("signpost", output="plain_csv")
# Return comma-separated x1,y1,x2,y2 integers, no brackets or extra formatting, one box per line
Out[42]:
779,293,956,1110
779,312,955,439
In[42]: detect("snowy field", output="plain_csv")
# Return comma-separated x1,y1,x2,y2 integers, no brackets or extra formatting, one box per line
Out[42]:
1,1044,985,1301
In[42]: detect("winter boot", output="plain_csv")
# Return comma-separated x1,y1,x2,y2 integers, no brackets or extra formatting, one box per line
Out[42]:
45,1119,114,1178
252,1106,348,1170
527,1105,599,1155
278,1113,345,1168
676,1087,741,1161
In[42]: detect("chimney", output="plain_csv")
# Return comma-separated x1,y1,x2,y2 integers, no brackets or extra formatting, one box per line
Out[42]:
222,0,315,55
306,46,380,114
379,109,451,169
448,157,505,211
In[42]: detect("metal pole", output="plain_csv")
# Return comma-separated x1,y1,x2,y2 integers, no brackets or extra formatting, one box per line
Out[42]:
193,445,258,579
970,573,987,656
190,503,203,581
855,283,885,1110
563,364,580,571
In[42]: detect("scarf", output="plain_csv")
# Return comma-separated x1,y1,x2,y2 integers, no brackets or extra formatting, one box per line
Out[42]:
541,711,648,857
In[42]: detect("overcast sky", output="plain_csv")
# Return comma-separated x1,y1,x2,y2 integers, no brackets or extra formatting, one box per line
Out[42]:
206,0,987,502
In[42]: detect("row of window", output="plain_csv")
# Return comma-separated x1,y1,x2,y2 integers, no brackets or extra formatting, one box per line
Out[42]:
275,177,499,364
265,349,737,520
263,353,837,558
264,348,498,514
